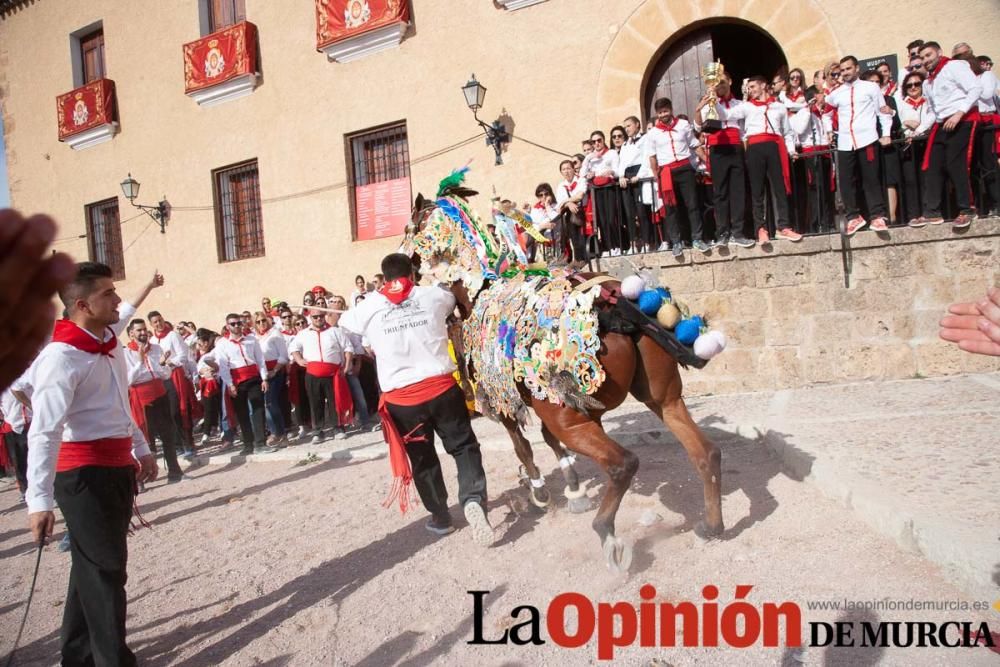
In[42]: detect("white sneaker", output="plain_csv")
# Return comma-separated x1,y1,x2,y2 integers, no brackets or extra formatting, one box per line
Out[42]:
297,426,307,438
310,433,322,445
200,434,209,445
657,241,670,252
610,248,621,257
333,430,347,440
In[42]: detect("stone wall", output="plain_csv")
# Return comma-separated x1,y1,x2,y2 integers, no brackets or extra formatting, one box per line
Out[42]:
604,219,1000,396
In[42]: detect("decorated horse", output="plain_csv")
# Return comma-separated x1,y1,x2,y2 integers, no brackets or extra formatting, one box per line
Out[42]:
403,168,727,571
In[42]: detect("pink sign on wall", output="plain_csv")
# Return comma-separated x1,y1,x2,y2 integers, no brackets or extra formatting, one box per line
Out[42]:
354,176,411,240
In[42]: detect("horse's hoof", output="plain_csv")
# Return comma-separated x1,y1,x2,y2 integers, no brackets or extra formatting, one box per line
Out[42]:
567,495,592,514
693,520,724,541
602,536,633,574
529,485,551,509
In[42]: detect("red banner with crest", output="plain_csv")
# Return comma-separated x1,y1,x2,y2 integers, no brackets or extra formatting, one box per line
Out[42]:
183,21,258,94
315,0,409,50
56,79,117,141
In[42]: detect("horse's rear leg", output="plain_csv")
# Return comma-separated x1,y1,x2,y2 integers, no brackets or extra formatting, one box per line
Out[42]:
500,416,550,508
540,425,590,513
647,397,724,538
543,417,638,572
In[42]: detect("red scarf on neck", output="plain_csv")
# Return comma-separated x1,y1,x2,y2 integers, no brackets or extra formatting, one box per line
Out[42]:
927,56,949,82
719,93,734,103
905,96,926,109
380,278,415,305
655,117,678,132
52,319,117,356
749,96,776,107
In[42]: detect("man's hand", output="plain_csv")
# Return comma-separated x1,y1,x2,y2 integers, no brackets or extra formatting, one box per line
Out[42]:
261,380,269,393
0,210,76,392
903,120,919,130
28,511,55,545
879,136,891,147
939,287,1000,356
619,177,629,189
160,350,172,366
943,111,964,132
136,453,158,483
879,105,892,115
228,385,238,397
151,270,164,289
566,202,579,214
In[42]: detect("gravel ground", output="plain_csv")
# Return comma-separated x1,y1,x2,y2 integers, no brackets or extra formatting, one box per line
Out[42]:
1,422,997,666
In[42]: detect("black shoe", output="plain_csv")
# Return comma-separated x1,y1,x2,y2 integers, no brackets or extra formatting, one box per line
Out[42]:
167,474,186,484
239,446,254,456
672,245,684,258
426,515,455,536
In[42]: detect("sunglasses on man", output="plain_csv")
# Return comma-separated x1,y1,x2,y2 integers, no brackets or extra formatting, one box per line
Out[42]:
227,321,241,327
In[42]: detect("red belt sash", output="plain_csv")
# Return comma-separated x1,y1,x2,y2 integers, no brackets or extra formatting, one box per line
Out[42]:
231,364,260,385
128,379,166,444
200,377,220,399
747,134,792,193
265,360,278,370
169,365,202,430
57,437,134,472
592,175,614,186
657,159,691,207
922,109,982,171
379,374,457,513
306,362,353,426
989,113,1000,155
707,127,742,146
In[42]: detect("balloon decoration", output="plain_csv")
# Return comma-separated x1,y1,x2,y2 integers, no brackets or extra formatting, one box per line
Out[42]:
620,274,726,361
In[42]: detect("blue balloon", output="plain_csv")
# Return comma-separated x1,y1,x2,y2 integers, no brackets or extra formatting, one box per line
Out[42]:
638,290,663,315
655,287,671,301
675,318,700,345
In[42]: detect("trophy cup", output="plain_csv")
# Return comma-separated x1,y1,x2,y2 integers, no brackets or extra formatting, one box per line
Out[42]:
701,61,725,133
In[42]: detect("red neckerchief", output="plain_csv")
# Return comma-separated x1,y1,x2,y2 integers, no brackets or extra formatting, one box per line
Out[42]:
593,146,608,158
719,93,734,103
126,340,139,351
52,319,117,356
749,96,775,107
243,326,252,336
787,90,804,102
153,322,173,340
884,81,897,97
905,96,926,109
532,202,545,210
281,329,295,336
927,56,950,82
380,277,415,305
655,117,678,132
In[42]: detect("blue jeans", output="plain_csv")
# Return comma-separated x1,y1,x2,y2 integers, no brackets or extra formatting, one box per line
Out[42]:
265,369,288,436
346,373,369,424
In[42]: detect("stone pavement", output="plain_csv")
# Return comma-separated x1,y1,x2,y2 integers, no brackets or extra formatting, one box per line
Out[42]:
188,372,999,600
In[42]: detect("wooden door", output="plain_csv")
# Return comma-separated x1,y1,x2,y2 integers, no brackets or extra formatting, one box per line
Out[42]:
645,30,714,121
80,29,105,83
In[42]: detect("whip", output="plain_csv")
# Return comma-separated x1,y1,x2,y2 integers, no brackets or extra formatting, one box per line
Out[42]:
3,536,45,667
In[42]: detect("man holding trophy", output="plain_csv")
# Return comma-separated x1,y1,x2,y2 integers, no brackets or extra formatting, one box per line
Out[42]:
695,63,756,248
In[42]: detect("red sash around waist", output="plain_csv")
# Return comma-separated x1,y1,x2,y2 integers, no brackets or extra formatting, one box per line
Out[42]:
200,377,220,399
707,127,742,146
231,364,260,385
265,360,278,370
57,437,134,473
747,134,792,194
592,175,614,187
306,361,339,377
657,159,691,207
128,379,166,444
923,109,982,171
378,374,458,514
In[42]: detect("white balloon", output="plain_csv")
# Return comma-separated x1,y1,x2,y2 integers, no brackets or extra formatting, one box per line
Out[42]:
707,330,727,350
621,275,646,301
694,332,725,360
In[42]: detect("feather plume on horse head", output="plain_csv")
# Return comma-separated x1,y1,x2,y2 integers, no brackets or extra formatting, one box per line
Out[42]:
436,165,479,200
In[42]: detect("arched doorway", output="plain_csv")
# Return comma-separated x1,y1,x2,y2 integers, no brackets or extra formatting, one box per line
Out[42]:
643,21,787,121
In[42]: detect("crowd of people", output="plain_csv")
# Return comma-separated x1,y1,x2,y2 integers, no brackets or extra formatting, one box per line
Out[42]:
512,40,998,263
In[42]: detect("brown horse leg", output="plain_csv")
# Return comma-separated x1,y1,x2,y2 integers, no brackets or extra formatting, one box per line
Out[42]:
539,410,638,571
540,424,590,513
500,416,550,509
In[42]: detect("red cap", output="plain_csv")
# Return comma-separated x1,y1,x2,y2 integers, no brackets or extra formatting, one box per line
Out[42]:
311,285,327,294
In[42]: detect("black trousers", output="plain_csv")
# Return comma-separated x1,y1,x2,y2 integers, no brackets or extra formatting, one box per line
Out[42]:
708,144,747,238
621,182,657,248
900,141,927,223
305,373,335,432
54,465,137,667
663,164,704,244
359,357,380,415
747,141,793,232
143,393,182,476
559,211,587,263
201,391,221,435
976,124,1000,213
836,142,887,219
385,384,487,518
593,187,626,252
232,377,266,447
804,153,835,232
291,368,311,428
5,429,28,491
924,121,975,216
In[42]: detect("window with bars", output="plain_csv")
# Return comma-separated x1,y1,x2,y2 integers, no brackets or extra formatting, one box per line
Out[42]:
213,159,264,263
85,197,125,280
80,28,105,83
346,122,410,238
207,0,246,32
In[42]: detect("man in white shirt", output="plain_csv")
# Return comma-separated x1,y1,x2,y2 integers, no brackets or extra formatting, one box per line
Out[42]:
920,41,983,227
581,130,626,256
215,315,273,455
148,310,198,455
646,97,710,256
254,310,290,445
823,56,894,235
290,311,354,443
26,263,162,666
124,319,185,481
339,253,493,546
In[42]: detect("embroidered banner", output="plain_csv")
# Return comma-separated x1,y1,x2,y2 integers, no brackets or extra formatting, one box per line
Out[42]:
315,0,409,50
56,78,117,141
183,21,258,94
355,176,411,240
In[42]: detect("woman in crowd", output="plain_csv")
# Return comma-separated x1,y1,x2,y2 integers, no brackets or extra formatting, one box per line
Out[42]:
529,182,559,263
898,71,934,227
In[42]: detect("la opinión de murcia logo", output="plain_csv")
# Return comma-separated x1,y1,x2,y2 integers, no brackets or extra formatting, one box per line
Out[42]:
467,586,997,661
